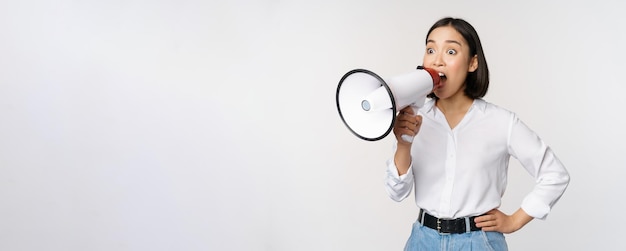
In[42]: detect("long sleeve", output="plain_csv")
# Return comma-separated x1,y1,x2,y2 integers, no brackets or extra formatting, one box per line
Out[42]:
385,158,414,202
508,115,570,220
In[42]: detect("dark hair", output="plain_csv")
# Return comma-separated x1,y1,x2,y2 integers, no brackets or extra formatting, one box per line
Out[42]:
426,17,489,99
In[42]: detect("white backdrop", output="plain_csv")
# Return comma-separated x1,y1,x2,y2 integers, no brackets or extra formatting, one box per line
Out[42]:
1,0,625,250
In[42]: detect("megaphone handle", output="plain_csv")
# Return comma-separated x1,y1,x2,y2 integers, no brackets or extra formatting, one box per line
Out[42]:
399,105,420,143
401,134,414,143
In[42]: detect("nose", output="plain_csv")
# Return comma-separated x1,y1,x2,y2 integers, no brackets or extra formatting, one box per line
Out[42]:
431,52,445,67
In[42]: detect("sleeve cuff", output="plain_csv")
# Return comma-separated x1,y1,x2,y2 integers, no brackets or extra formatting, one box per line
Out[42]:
385,159,414,202
521,195,551,220
386,159,413,184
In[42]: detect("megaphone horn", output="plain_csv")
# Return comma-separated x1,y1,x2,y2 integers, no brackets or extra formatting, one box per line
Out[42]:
336,66,441,142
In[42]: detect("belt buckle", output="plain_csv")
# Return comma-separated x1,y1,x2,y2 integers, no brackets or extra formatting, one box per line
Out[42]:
436,218,442,233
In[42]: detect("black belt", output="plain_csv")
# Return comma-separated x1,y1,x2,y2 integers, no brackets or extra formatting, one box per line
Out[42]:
418,209,482,234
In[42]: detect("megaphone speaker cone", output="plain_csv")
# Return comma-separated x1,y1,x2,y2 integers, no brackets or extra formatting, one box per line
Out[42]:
336,69,395,141
335,67,438,141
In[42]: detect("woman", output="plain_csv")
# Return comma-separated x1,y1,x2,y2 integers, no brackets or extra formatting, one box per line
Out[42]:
385,17,570,250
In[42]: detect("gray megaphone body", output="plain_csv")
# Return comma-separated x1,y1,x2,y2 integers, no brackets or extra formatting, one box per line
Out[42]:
336,66,441,142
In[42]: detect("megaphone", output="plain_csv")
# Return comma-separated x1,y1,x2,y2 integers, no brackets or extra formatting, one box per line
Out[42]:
336,66,441,142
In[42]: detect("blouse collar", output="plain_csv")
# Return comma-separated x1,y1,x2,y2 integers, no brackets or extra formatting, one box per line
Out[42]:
423,98,487,115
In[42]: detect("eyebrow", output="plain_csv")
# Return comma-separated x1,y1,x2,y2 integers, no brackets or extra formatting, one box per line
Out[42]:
426,39,462,46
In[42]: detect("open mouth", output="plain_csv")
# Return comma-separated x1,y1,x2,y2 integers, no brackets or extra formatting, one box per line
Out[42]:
434,72,446,89
438,72,446,80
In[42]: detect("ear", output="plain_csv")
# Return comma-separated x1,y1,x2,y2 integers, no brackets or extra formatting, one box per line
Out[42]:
468,55,478,73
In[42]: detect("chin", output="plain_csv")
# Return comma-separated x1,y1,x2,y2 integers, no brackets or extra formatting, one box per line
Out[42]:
433,90,447,99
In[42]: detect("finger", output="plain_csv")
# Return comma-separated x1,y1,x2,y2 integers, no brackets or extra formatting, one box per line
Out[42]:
400,107,415,115
398,112,417,122
476,221,497,231
404,114,421,125
397,117,417,128
395,114,422,136
474,214,493,223
400,121,417,133
475,215,497,227
474,219,489,228
401,121,419,133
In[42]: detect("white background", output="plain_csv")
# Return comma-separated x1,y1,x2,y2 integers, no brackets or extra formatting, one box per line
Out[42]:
1,0,624,250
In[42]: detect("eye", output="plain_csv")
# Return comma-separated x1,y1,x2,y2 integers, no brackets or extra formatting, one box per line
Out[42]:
447,49,457,55
426,48,435,54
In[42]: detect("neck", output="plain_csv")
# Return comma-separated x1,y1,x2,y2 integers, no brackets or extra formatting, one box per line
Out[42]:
436,95,474,114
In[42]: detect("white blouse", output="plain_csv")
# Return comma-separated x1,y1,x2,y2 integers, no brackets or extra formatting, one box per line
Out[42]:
385,99,570,220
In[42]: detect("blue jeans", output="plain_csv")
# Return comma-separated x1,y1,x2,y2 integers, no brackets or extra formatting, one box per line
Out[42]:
404,220,508,251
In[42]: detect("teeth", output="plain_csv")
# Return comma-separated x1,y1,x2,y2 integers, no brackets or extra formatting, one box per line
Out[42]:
438,72,445,77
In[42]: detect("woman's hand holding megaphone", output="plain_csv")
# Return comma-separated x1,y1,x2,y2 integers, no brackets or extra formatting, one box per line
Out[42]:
393,106,422,145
